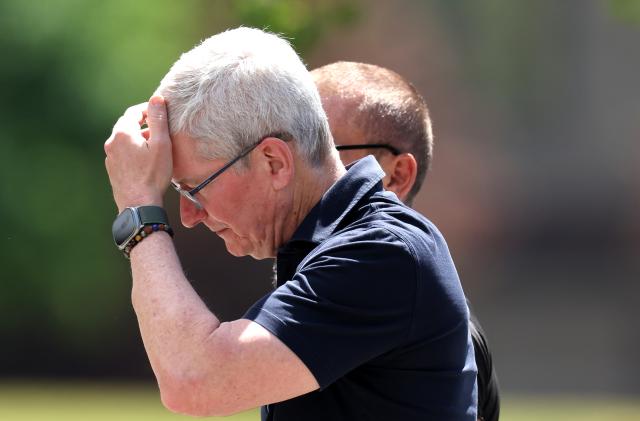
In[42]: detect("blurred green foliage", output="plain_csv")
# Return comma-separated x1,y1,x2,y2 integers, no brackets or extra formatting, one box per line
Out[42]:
609,0,640,24
0,0,358,375
230,0,359,54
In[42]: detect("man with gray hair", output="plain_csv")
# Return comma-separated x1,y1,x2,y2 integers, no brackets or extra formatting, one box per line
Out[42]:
104,27,477,420
312,61,500,421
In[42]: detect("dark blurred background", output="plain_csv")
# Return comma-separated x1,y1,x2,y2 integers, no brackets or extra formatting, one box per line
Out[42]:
1,0,638,399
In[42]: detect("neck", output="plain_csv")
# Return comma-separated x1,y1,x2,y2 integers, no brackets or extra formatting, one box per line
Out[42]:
275,151,346,252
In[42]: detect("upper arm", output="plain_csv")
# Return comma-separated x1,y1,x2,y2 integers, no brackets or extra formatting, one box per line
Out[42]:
160,318,319,416
244,228,419,387
162,228,417,416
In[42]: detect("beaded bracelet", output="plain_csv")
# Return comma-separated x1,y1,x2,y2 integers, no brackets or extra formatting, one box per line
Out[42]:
123,223,175,259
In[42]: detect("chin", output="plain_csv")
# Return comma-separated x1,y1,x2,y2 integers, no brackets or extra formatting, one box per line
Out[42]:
248,250,271,260
221,234,272,260
224,243,249,258
222,239,258,259
225,244,272,260
227,247,270,260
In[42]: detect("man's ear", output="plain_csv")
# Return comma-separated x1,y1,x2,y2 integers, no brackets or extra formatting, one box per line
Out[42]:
256,137,294,190
383,153,417,203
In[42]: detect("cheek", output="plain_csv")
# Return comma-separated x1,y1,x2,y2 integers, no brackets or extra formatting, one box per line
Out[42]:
241,188,276,237
215,182,258,226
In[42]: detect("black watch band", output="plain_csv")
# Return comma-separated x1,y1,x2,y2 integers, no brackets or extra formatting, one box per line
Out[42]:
137,206,170,226
112,206,174,258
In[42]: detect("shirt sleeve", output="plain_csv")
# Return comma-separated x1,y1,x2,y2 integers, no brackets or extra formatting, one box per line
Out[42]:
243,227,419,388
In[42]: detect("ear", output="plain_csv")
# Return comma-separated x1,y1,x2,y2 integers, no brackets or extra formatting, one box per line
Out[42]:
383,153,417,203
255,137,294,190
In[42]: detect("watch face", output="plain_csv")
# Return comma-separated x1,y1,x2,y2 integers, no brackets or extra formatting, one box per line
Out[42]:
112,208,139,247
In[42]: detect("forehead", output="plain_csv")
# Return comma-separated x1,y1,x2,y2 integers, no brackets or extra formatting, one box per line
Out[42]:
171,132,214,182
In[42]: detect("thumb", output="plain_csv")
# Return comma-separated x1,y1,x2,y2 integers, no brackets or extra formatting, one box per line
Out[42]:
146,95,170,143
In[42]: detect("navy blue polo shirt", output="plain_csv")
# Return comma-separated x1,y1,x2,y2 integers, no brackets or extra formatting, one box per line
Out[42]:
244,156,477,421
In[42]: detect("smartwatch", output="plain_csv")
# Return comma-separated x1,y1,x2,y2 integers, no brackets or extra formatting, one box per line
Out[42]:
112,206,173,258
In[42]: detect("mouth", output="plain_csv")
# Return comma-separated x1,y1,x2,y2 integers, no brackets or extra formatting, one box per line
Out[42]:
205,221,227,235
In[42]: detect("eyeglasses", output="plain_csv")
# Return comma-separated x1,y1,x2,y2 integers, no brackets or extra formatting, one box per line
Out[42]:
171,137,267,209
335,143,401,155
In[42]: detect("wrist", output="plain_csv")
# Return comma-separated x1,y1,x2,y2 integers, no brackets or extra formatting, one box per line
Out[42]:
116,195,164,214
123,222,174,259
112,205,174,259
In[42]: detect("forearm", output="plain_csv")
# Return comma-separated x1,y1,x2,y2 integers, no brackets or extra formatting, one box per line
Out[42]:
129,231,221,385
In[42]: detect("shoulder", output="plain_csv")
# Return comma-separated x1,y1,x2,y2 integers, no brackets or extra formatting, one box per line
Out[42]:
305,211,428,273
327,200,451,270
295,223,420,307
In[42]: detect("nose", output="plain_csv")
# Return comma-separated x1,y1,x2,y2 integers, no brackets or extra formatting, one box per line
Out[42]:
179,195,207,228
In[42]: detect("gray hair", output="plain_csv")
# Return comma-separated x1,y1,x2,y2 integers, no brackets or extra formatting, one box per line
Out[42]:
156,27,333,167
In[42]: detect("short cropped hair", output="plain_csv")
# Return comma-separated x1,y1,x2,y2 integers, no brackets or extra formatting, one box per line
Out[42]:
156,27,333,168
312,62,433,203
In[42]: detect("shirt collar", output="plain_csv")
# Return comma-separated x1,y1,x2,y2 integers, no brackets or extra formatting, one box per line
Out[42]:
286,155,385,245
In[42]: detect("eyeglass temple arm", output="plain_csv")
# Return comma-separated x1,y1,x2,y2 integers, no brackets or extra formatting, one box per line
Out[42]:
335,144,401,155
188,138,268,196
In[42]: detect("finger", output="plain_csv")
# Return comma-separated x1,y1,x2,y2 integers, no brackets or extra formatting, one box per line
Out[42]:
104,136,113,154
123,102,148,123
112,105,145,137
110,117,145,149
140,127,151,140
146,95,170,144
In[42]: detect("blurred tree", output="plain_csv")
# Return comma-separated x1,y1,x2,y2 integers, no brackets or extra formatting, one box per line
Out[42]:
609,0,640,24
0,0,358,377
0,0,209,375
229,0,359,55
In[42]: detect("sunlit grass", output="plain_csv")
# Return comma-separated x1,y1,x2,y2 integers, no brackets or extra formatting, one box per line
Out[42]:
502,395,640,421
0,381,257,421
1,381,639,421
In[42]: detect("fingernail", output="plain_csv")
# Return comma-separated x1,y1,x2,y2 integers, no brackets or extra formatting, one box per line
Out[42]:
149,95,164,108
